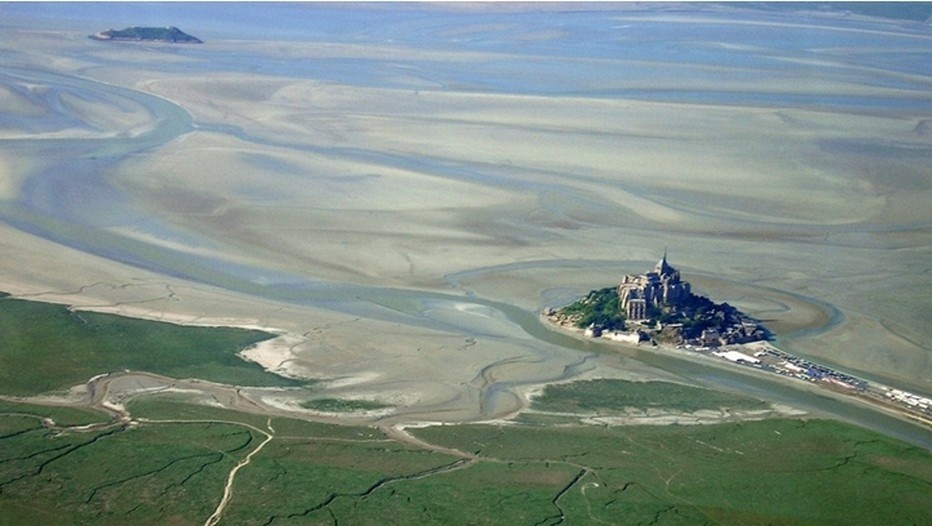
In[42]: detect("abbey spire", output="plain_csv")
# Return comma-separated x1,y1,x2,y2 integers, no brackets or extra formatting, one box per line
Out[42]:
619,251,691,320
655,247,674,276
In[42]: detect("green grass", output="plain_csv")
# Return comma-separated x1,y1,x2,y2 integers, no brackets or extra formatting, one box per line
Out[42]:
531,378,769,414
323,461,583,526
0,400,110,427
514,413,584,426
269,416,384,441
300,398,391,413
557,286,626,330
1,292,929,525
1,397,929,525
0,415,253,526
413,419,932,525
127,397,273,428
127,398,384,441
219,437,461,525
0,295,305,396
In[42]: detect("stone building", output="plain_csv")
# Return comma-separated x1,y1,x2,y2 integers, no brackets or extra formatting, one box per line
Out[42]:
618,252,691,320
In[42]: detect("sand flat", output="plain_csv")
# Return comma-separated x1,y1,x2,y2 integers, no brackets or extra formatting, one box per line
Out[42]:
0,6,929,423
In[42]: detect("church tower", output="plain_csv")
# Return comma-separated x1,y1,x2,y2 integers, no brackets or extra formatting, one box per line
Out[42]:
619,251,691,320
656,249,674,276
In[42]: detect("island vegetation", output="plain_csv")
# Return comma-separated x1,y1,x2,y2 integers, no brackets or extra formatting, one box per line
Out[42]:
89,26,202,43
549,255,770,346
555,286,627,331
544,258,932,423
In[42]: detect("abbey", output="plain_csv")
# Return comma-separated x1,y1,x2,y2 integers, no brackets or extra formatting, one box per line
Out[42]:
618,252,691,320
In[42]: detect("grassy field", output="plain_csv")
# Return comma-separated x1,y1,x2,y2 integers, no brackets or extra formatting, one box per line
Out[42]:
300,398,391,413
413,419,932,525
0,400,109,427
0,412,251,525
219,434,462,524
0,294,305,396
2,399,928,525
127,398,385,441
0,294,929,525
529,378,769,414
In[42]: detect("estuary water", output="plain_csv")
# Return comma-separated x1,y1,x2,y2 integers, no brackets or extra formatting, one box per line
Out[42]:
2,63,930,449
1,5,930,448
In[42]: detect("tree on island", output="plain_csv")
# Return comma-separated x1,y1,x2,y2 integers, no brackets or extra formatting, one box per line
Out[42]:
554,287,626,332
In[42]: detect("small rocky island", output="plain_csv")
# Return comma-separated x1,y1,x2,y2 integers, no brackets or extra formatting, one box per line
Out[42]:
546,253,770,347
89,26,203,44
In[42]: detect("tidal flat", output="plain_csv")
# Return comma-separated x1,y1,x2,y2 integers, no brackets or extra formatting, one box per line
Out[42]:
1,3,928,415
0,2,930,521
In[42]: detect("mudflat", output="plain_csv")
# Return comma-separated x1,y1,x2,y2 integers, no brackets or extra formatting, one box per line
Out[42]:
0,4,929,427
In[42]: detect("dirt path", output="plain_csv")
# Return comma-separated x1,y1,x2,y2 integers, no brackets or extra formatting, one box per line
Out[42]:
203,418,275,526
379,423,477,460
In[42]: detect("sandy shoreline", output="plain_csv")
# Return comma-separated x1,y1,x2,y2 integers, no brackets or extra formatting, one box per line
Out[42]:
4,257,927,448
0,10,928,441
540,313,932,430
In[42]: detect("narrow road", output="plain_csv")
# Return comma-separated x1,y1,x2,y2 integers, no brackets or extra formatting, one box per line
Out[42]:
203,418,275,526
379,423,477,460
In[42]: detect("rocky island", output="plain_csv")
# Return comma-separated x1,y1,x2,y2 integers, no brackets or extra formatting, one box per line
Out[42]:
89,26,202,43
544,254,931,425
546,252,770,347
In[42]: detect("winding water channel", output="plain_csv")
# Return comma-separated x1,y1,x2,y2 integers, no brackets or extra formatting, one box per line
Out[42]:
3,66,930,449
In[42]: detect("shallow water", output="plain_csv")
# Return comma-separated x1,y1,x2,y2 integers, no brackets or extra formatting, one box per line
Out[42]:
1,5,930,447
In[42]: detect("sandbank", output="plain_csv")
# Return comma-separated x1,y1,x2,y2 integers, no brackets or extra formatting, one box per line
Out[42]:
0,10,928,431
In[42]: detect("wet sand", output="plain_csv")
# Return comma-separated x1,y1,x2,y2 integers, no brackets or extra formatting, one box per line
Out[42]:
0,6,929,439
